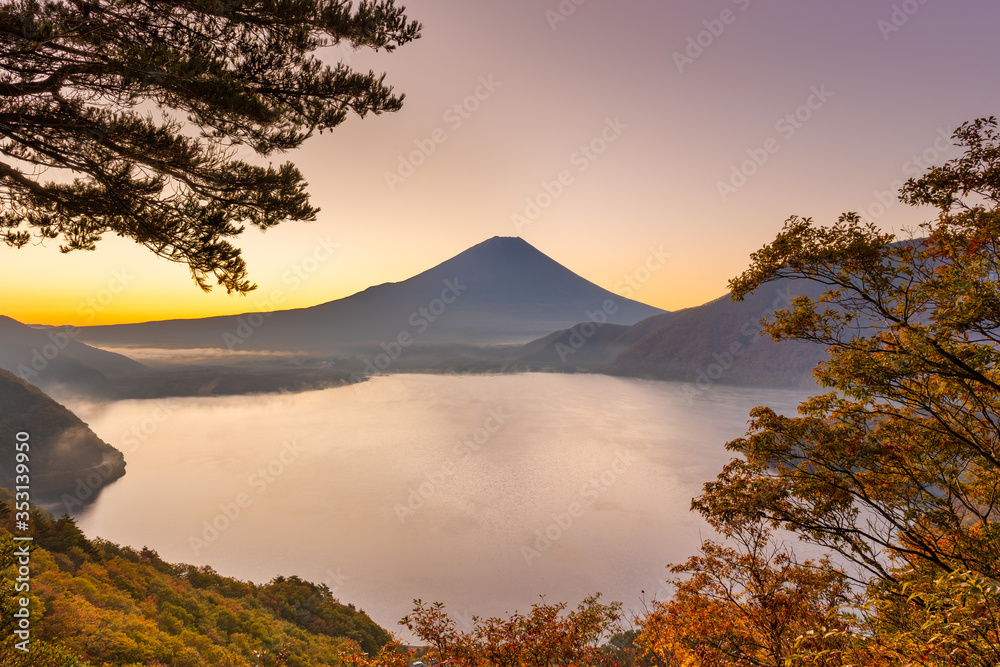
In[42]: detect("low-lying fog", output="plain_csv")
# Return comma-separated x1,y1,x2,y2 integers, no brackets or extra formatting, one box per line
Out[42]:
68,372,810,640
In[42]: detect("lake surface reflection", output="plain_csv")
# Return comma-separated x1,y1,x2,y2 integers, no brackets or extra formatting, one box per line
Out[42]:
71,373,811,637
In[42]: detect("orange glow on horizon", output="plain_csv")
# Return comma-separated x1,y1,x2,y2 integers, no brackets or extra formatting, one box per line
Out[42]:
0,0,988,331
3,280,689,328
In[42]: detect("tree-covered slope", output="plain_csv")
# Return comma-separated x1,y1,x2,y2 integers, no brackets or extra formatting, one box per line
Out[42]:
0,369,125,511
0,490,392,666
512,277,829,387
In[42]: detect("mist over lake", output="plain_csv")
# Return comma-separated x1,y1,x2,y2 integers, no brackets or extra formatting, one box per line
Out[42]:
69,373,810,637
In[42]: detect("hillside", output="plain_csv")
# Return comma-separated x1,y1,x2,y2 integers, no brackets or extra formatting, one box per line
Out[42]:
0,369,126,511
516,322,633,369
1,314,366,400
515,278,830,387
0,315,145,398
0,491,393,665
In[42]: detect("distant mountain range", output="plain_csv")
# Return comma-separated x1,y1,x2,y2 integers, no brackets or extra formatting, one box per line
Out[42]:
0,315,356,400
0,236,834,513
3,236,831,390
513,277,829,388
0,315,146,398
72,236,667,352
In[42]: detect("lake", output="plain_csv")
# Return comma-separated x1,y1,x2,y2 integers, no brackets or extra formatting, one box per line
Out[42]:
69,372,811,639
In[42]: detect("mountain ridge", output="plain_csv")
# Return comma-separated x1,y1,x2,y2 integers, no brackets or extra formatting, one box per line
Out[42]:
511,277,830,387
0,367,126,510
71,236,667,351
0,315,146,398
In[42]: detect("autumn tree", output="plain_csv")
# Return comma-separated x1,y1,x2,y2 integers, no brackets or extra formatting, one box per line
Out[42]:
399,595,624,666
794,566,1000,666
334,639,413,667
0,0,420,293
691,117,1000,663
637,521,852,667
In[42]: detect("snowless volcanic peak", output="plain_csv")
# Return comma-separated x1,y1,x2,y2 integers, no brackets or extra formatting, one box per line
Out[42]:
72,236,666,350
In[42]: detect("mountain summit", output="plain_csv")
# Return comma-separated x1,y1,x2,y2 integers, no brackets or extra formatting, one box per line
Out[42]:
75,236,666,351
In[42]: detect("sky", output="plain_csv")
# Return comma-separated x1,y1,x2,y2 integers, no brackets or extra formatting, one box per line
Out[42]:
3,0,999,325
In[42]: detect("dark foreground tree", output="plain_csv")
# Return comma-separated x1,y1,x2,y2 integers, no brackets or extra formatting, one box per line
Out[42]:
0,0,420,293
691,117,1000,664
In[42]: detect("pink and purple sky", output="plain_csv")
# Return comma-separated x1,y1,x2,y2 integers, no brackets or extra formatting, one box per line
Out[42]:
3,0,998,325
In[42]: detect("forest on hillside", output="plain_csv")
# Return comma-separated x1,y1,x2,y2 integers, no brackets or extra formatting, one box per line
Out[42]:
0,489,391,666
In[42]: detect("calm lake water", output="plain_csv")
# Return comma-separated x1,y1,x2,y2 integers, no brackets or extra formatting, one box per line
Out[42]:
69,373,811,638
